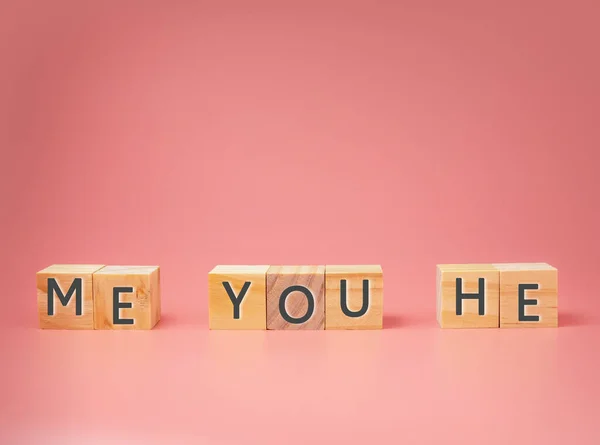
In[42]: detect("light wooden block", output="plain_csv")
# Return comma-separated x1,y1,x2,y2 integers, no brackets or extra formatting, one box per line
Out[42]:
208,265,269,330
495,263,558,328
93,266,161,330
37,264,105,329
267,265,325,330
325,265,383,330
437,264,499,328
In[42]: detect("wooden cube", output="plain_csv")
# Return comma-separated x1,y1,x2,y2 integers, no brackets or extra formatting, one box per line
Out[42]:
325,265,383,329
93,266,161,330
37,264,105,329
208,265,269,330
495,263,558,328
267,265,325,330
437,264,499,328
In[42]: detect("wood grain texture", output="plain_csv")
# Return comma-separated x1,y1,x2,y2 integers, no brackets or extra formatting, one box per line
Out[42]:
208,265,269,330
494,263,558,328
325,265,383,330
93,266,161,330
437,264,499,328
37,264,105,330
267,265,325,330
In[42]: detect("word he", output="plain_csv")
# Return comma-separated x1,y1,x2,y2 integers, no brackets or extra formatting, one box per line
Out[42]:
37,265,161,330
208,265,383,330
437,263,558,328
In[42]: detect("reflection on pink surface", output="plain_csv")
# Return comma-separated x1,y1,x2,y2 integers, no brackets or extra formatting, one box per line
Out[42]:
1,0,600,443
2,323,599,444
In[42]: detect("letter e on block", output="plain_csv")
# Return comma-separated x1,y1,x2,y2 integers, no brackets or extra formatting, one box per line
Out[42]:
37,264,105,329
495,263,558,328
93,266,161,330
325,265,383,329
436,264,499,328
208,265,269,330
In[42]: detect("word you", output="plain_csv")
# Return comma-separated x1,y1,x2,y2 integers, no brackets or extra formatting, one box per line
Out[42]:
208,265,383,330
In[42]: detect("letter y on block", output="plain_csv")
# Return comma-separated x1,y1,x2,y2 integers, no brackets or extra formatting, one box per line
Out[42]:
208,265,269,330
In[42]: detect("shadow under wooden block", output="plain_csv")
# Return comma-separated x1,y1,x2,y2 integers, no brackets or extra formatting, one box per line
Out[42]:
437,264,499,328
93,266,161,330
325,265,383,330
495,263,558,328
267,265,325,330
37,264,106,329
208,265,269,330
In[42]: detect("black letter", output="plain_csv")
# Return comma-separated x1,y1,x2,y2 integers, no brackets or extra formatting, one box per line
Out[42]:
222,281,251,319
456,277,485,316
519,283,540,322
113,287,134,325
279,285,314,324
340,279,369,317
48,278,82,316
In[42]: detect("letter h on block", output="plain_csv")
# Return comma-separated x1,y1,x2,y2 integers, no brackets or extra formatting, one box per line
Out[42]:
436,264,500,328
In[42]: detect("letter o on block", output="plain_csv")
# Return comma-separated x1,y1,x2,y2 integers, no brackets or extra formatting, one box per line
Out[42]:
267,266,325,330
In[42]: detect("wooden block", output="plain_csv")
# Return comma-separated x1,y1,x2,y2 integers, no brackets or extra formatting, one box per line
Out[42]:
208,265,269,330
267,265,325,330
495,263,558,328
93,266,161,330
37,264,105,329
437,264,499,328
325,265,383,330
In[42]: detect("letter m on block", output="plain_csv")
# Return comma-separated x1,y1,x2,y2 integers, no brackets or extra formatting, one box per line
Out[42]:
48,278,83,316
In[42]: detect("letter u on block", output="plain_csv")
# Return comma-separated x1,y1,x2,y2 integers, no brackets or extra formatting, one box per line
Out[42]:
325,265,383,329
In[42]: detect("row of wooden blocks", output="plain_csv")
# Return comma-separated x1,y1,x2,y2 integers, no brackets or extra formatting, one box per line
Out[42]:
209,265,383,329
36,262,558,330
437,263,558,328
37,265,161,329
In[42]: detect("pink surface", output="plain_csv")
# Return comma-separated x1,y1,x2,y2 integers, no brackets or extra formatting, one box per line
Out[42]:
2,1,600,443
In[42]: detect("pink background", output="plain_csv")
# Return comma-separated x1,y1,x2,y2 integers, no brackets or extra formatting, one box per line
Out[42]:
2,0,599,443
